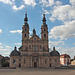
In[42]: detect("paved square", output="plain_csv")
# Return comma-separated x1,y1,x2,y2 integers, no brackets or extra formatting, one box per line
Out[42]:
0,69,75,75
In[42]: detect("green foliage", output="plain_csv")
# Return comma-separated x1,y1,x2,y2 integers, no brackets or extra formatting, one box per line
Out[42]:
1,57,9,67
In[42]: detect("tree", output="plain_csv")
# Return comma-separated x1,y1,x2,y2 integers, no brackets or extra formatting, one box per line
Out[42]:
1,57,9,67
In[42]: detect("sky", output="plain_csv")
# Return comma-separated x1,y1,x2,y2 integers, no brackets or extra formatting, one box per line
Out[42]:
0,0,75,59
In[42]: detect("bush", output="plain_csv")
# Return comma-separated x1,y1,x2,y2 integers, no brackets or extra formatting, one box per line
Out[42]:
1,61,9,67
1,57,9,67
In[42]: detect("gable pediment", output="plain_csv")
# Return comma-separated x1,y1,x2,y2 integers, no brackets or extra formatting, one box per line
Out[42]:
29,35,40,40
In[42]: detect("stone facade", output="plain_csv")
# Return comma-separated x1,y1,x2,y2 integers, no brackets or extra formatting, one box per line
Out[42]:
71,60,75,65
10,13,60,68
60,54,71,66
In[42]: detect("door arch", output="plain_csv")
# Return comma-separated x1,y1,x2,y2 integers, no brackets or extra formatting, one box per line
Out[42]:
34,62,37,68
50,64,51,67
19,64,21,68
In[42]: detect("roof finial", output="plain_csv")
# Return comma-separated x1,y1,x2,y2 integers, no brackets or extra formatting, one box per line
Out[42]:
14,45,17,50
53,47,55,51
25,9,27,15
24,10,28,22
42,11,46,22
33,28,36,35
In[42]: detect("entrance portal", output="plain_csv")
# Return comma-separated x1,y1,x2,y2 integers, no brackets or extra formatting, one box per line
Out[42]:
50,64,51,67
19,64,21,68
34,62,37,68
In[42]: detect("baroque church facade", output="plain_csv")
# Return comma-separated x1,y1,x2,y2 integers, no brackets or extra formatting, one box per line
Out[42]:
10,12,60,68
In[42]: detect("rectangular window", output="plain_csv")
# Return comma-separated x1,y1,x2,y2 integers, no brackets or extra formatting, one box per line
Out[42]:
34,45,36,52
45,59,47,64
25,34,26,37
55,58,57,63
25,29,26,31
40,45,41,49
29,45,31,49
13,59,16,64
44,34,46,37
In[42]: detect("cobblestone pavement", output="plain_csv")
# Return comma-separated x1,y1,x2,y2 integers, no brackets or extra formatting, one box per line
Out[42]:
0,68,75,75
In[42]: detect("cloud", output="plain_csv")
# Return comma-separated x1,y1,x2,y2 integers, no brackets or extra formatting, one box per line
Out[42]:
29,31,32,34
0,45,12,51
73,43,75,45
0,0,25,11
0,49,10,51
0,0,12,5
10,30,22,34
0,43,13,56
49,4,75,22
48,0,54,6
12,5,25,11
56,46,75,58
2,51,11,55
0,29,2,33
0,46,3,49
15,43,21,46
39,0,53,7
10,30,32,34
70,0,75,6
0,0,37,11
0,42,2,45
5,46,12,49
42,8,50,14
23,0,37,7
39,0,62,7
49,40,64,46
49,20,75,40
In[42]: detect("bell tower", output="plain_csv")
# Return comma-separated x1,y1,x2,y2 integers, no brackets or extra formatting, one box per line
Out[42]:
41,13,48,40
22,12,29,40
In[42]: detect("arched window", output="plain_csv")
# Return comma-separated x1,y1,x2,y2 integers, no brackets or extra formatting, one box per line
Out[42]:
55,58,57,63
25,34,26,37
25,28,26,31
44,29,46,31
43,47,45,50
45,59,47,64
13,59,16,64
34,38,36,40
44,34,46,37
34,45,36,52
50,64,51,67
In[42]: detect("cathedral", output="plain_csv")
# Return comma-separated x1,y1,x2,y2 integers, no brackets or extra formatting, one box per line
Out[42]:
10,12,60,68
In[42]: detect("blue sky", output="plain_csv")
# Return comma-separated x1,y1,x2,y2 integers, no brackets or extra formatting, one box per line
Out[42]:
0,0,75,59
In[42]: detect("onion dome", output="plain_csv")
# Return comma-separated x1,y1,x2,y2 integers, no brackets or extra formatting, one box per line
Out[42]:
10,46,20,56
42,13,46,22
41,12,48,28
50,47,60,56
23,12,29,27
